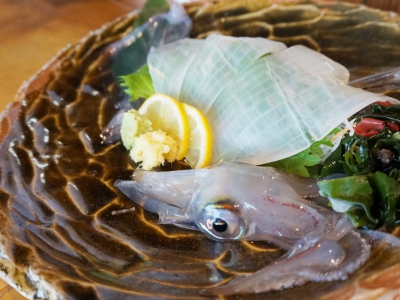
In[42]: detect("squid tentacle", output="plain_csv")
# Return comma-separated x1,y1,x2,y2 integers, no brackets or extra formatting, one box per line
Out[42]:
359,229,400,247
202,231,370,295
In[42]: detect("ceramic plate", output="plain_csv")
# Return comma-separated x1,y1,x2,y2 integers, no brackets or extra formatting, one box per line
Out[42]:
1,1,400,299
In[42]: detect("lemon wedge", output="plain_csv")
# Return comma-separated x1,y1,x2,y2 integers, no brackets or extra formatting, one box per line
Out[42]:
183,103,212,169
138,94,189,160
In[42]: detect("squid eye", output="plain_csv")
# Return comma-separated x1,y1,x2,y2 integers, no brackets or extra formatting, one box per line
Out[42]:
213,218,228,232
198,202,246,240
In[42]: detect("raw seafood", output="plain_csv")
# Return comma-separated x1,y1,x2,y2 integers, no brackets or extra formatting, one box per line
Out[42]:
115,162,371,294
147,34,398,165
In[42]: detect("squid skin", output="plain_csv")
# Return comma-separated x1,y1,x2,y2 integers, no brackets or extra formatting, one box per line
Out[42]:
115,162,372,294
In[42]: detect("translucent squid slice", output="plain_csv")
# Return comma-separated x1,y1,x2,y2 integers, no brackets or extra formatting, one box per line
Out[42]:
149,35,287,113
208,45,389,164
147,35,397,165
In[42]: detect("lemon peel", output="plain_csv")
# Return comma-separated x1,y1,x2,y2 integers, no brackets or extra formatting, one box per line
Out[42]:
183,103,213,169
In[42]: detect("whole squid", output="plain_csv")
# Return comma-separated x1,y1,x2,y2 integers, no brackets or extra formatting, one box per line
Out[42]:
115,162,371,294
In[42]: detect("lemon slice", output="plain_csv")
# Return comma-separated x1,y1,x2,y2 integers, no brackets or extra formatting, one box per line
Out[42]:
183,103,212,169
138,94,189,160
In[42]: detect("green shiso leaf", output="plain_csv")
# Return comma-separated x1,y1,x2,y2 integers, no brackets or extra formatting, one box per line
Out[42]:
265,138,333,177
120,64,155,101
317,175,377,224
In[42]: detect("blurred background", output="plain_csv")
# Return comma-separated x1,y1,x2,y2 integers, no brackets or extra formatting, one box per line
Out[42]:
0,0,143,112
345,0,400,11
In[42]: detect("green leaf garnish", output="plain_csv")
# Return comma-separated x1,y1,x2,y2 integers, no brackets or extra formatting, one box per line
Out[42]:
345,207,377,229
342,135,373,175
320,143,344,177
120,64,155,101
317,175,377,224
369,171,400,224
265,138,333,177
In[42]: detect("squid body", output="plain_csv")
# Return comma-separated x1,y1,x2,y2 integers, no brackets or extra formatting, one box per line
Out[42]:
115,162,371,294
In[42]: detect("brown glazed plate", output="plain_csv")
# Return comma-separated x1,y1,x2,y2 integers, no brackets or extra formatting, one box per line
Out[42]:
1,0,400,299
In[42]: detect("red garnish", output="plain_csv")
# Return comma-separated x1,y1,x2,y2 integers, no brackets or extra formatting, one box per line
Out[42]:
387,122,400,132
354,118,385,138
373,101,392,107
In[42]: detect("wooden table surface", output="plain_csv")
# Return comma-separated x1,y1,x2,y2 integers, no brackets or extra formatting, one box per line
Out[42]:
0,0,399,299
0,0,145,112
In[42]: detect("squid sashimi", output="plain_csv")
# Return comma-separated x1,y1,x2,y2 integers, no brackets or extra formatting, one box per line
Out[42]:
147,34,396,165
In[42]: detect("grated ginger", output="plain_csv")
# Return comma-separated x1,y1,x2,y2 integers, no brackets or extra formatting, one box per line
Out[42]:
121,109,153,150
130,131,178,170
